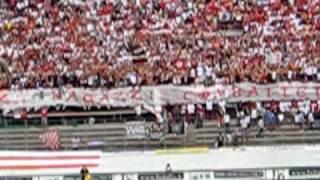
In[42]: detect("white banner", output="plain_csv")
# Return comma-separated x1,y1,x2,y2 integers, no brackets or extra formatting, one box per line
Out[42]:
123,174,138,180
1,82,320,112
33,176,63,180
189,171,214,180
125,121,146,139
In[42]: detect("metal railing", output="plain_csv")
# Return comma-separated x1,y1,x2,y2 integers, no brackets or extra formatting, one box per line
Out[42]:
0,109,319,151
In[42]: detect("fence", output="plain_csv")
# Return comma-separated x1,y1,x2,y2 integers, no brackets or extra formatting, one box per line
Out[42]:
0,108,205,151
0,106,320,151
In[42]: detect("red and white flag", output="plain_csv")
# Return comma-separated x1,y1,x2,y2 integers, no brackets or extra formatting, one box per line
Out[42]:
0,151,101,171
174,59,186,70
39,129,60,150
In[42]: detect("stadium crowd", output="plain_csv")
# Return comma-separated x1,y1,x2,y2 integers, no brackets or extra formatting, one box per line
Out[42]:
163,99,319,147
0,0,319,90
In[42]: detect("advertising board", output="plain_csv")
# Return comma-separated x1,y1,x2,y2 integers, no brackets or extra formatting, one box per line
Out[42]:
214,170,265,180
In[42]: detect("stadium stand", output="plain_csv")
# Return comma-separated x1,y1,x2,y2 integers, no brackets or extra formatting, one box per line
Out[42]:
0,0,319,89
1,119,320,151
0,0,320,150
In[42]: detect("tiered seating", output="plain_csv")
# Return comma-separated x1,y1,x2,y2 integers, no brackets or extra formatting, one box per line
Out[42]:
0,0,320,150
1,120,320,150
196,121,320,146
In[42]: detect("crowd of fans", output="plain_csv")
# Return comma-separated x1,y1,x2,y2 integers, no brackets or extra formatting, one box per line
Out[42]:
163,98,320,146
0,0,319,90
166,99,319,129
1,0,320,148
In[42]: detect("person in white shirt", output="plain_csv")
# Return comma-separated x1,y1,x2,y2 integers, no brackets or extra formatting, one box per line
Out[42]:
187,104,195,124
89,117,95,126
196,63,205,83
251,107,258,125
306,65,314,81
206,101,213,111
308,112,314,130
72,136,81,150
288,70,293,81
278,113,284,125
245,115,251,128
257,118,264,138
279,101,287,113
302,100,310,117
240,116,248,144
224,113,230,130
187,104,195,114
295,111,305,130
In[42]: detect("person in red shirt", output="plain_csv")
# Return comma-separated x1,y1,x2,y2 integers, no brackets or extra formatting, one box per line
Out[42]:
99,4,113,16
271,0,281,10
41,106,48,127
8,0,17,9
311,101,319,113
296,0,308,10
206,0,219,16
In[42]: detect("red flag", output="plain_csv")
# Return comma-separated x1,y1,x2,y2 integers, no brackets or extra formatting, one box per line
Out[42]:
41,107,48,118
39,129,60,150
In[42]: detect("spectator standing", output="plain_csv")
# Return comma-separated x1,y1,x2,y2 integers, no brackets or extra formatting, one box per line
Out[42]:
257,117,264,138
195,104,205,128
232,128,240,147
278,112,285,126
72,136,81,150
224,112,230,131
166,163,172,175
206,100,213,117
240,116,247,144
225,131,232,146
41,107,48,127
295,111,305,130
187,103,195,124
88,117,95,126
216,132,224,148
265,110,276,130
308,112,314,130
251,105,258,126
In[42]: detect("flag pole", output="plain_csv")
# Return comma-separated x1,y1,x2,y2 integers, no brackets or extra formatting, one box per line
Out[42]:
21,107,29,150
24,115,28,150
